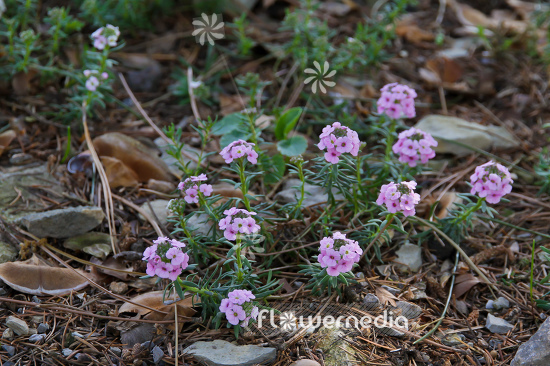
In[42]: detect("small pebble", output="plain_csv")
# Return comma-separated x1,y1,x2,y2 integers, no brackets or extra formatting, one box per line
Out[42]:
2,344,16,357
2,328,14,339
62,348,72,357
37,323,49,334
110,347,122,357
290,360,321,366
110,281,128,295
493,297,510,310
31,296,41,304
5,316,29,336
29,334,46,342
9,153,34,165
142,341,155,350
152,345,164,363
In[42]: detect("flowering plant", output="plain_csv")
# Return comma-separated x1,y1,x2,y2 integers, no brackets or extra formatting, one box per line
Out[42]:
178,174,213,204
142,237,190,281
392,128,438,167
219,207,260,241
219,289,259,327
83,69,108,92
376,82,417,119
470,161,513,204
318,232,362,276
220,139,258,165
318,122,361,164
91,24,120,50
376,181,421,217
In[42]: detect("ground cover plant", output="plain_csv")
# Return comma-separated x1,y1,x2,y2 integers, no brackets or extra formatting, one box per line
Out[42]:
1,0,550,365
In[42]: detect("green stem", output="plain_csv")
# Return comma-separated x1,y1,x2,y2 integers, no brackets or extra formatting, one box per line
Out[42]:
291,161,306,217
385,118,396,162
530,239,535,302
235,237,244,282
238,160,251,211
456,197,484,224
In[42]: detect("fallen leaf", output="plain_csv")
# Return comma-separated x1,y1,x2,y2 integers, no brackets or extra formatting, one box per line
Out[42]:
376,287,397,307
453,273,481,298
396,23,435,44
0,254,89,296
219,94,249,116
118,290,196,324
101,156,139,188
0,130,16,157
93,132,173,183
90,256,135,281
426,57,463,84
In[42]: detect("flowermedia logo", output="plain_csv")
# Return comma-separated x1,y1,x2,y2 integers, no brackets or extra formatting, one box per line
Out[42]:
192,13,225,46
304,61,336,94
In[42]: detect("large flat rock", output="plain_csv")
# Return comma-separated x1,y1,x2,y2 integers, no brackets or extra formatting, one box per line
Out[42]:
183,339,276,366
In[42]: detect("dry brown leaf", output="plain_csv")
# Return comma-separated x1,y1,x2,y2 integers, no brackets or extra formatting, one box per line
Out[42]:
118,290,196,322
0,130,16,157
376,287,397,307
0,254,89,296
453,273,481,298
91,256,135,281
101,156,139,188
451,1,496,28
93,132,173,183
396,24,435,44
12,71,35,96
426,57,463,84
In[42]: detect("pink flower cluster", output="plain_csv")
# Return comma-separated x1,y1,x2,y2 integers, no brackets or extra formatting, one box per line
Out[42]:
84,70,108,92
392,127,438,167
318,232,363,277
219,207,260,241
91,24,120,50
220,140,258,165
178,174,213,204
317,122,361,164
142,237,190,281
376,181,421,217
219,289,259,326
470,161,513,204
377,83,417,119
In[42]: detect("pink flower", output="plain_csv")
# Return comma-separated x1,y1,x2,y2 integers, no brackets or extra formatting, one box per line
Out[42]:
184,188,198,203
377,83,417,119
221,290,258,327
318,122,362,164
470,161,512,204
318,232,362,276
376,181,420,217
142,237,190,281
392,128,438,167
179,175,213,203
85,76,99,91
226,305,246,325
219,208,260,242
220,140,257,165
91,24,120,50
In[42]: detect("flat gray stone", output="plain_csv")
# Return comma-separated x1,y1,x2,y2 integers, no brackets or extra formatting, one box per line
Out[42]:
18,206,104,238
393,243,422,272
512,318,550,366
155,137,199,175
486,313,514,334
139,199,170,226
363,294,381,310
186,212,216,236
0,241,17,263
395,301,422,319
274,179,344,207
493,297,510,310
183,339,277,366
414,115,520,157
6,316,29,336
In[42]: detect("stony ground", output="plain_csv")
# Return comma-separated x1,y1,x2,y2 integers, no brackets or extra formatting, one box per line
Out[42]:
1,0,550,366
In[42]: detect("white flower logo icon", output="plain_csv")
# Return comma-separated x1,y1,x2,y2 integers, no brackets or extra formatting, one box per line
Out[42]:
279,311,297,331
192,13,225,46
304,61,336,94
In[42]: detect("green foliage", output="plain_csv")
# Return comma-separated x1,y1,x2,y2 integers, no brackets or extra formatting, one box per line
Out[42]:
230,13,255,56
275,107,302,140
75,0,175,30
277,135,307,156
